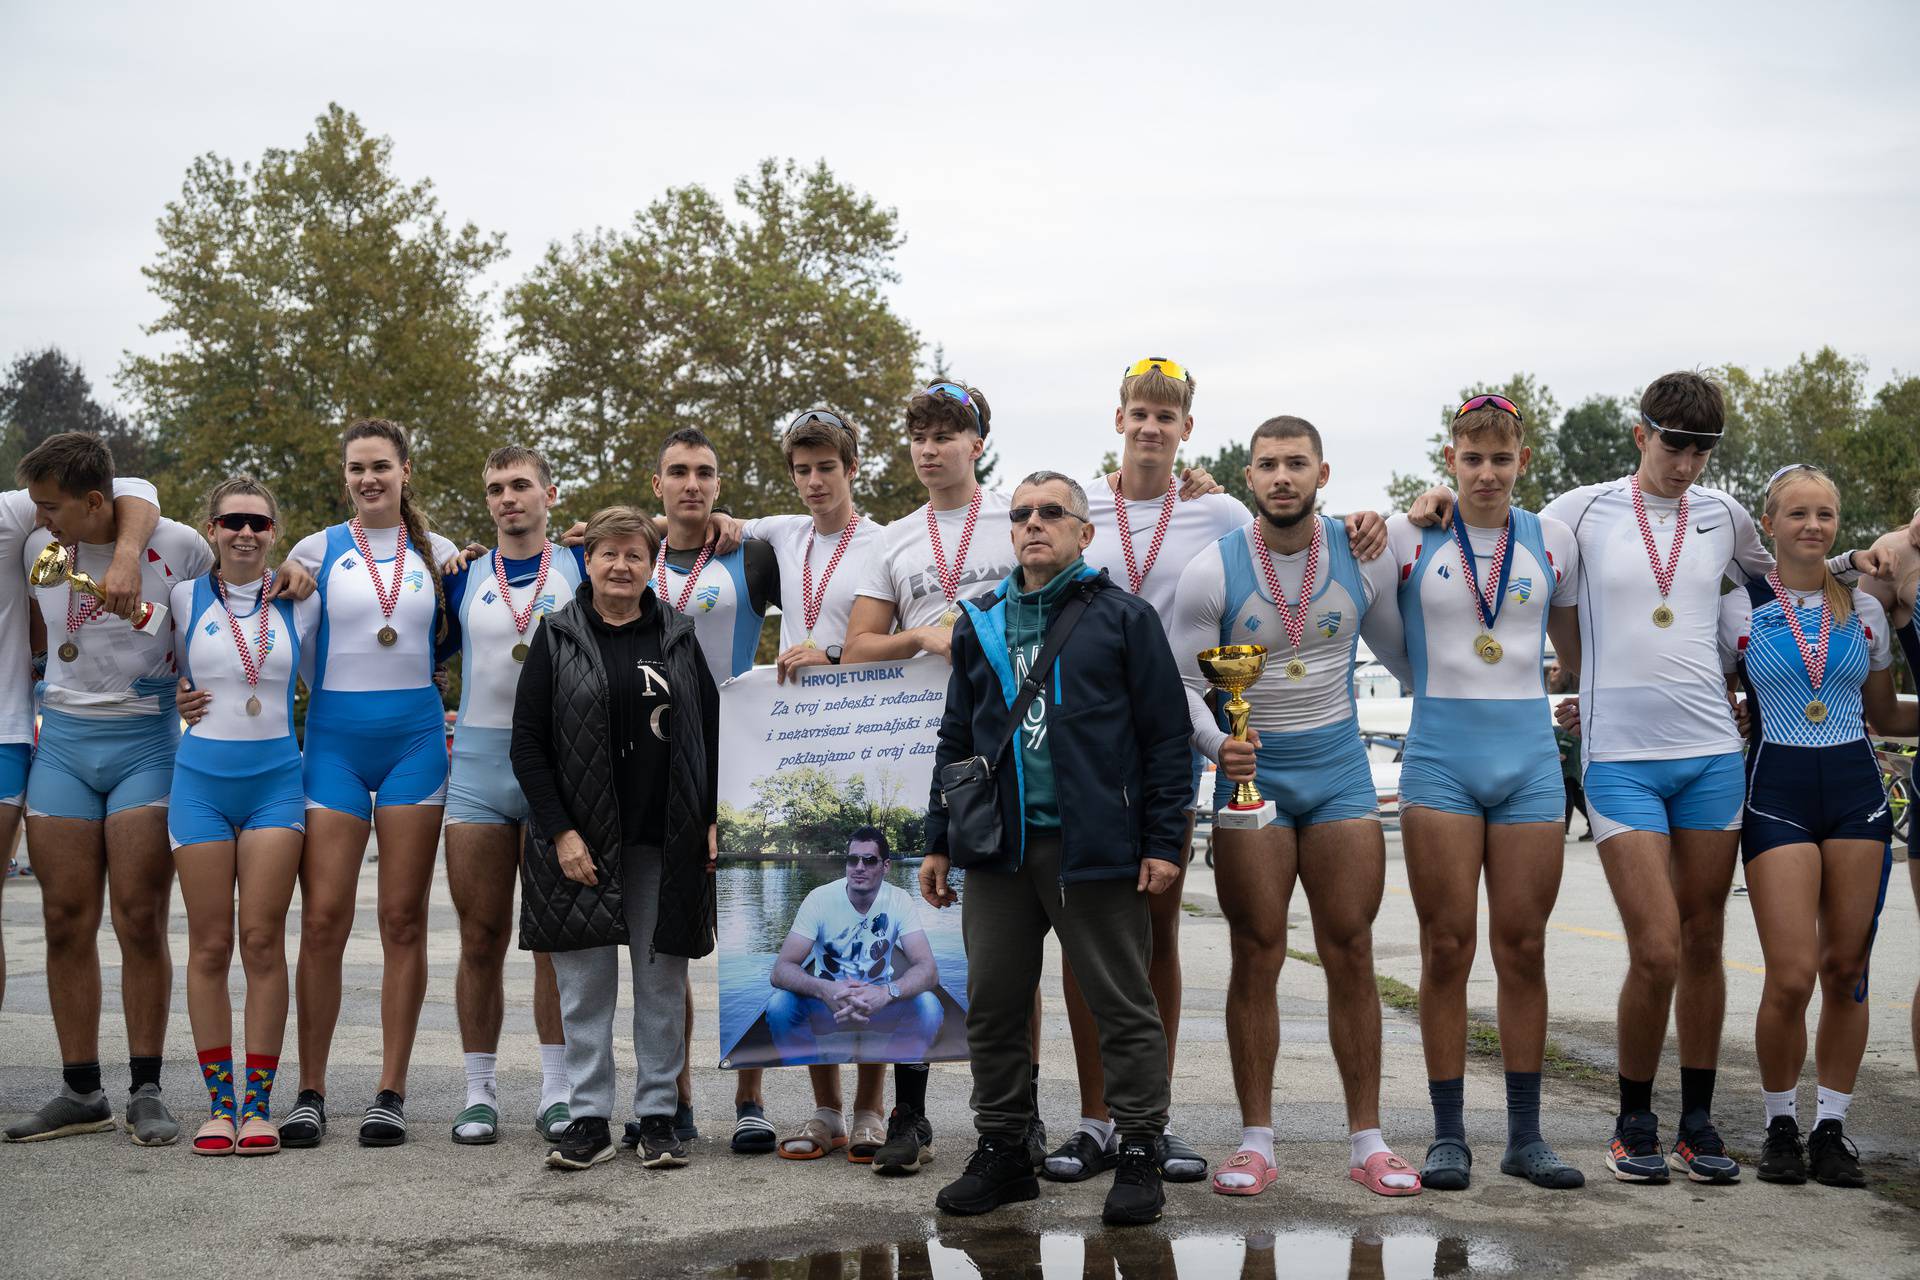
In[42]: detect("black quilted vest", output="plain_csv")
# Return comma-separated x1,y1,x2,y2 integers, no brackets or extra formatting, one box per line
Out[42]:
517,588,716,957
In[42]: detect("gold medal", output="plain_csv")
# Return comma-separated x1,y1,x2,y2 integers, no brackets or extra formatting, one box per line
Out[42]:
511,642,529,663
940,608,958,627
245,695,262,717
1284,657,1307,680
803,636,817,649
1652,604,1674,629
1473,633,1493,655
58,641,78,662
377,625,398,647
1480,638,1504,664
1806,699,1827,724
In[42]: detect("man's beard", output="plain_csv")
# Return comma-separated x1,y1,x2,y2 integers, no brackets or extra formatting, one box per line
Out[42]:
1253,493,1314,529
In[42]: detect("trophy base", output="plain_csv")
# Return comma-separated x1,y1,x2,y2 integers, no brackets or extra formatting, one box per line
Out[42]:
1215,801,1276,830
130,602,169,635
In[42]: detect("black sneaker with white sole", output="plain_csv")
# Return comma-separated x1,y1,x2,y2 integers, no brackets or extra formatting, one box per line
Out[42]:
546,1116,615,1170
359,1090,407,1147
1102,1137,1165,1226
872,1107,934,1176
280,1090,326,1149
636,1114,687,1168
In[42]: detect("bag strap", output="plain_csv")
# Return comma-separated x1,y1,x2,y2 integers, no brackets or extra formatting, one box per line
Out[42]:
985,583,1094,764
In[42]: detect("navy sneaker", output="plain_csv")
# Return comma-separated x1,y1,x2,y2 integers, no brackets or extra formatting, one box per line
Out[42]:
1669,1116,1740,1184
1606,1110,1670,1183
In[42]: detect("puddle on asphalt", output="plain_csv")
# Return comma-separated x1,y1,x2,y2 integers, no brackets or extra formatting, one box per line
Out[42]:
714,1228,1511,1278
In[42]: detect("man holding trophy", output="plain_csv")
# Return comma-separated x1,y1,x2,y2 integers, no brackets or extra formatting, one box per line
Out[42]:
1167,416,1417,1198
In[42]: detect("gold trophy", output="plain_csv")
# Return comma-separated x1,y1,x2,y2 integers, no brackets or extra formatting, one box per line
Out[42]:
1198,643,1276,830
30,544,170,654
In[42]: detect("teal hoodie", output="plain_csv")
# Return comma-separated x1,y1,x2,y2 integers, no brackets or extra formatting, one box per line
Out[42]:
1004,555,1089,830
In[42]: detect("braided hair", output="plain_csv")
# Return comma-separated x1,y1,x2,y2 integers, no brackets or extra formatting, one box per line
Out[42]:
342,418,448,645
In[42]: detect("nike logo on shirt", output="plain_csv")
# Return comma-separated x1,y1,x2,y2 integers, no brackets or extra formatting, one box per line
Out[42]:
1695,523,1721,534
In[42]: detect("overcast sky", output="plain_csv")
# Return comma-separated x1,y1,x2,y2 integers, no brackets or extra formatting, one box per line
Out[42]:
4,1,1916,512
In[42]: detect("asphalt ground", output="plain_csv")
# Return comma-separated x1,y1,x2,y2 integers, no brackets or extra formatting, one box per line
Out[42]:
2,830,1918,1279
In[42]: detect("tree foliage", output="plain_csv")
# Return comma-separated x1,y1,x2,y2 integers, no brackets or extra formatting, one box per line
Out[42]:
118,104,509,544
0,348,151,482
718,765,925,858
1385,373,1564,513
508,159,925,521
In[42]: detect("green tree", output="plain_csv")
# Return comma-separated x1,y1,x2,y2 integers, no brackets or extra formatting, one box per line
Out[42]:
1556,394,1641,488
0,347,151,481
508,159,925,522
1186,440,1254,507
119,104,509,545
1385,373,1564,512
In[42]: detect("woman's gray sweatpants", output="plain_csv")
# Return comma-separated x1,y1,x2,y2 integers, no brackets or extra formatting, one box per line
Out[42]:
550,844,688,1123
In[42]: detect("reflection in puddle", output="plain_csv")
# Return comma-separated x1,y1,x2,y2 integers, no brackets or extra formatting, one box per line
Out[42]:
715,1228,1506,1278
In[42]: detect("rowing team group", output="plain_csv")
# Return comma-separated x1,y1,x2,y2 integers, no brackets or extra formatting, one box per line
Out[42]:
0,358,1915,1221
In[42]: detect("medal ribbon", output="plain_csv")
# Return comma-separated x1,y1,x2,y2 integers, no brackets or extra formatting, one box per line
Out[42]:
926,489,982,608
801,514,861,635
1766,571,1833,692
655,540,716,613
493,543,553,636
1629,473,1688,600
1114,476,1177,596
1449,508,1515,632
215,570,275,689
1253,517,1320,655
349,518,408,623
63,558,102,637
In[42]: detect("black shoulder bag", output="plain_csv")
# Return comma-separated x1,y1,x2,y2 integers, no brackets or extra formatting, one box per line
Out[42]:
937,587,1092,868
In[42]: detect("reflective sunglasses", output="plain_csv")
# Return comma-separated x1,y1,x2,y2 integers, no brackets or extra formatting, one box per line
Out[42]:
1642,412,1720,453
212,512,276,533
1454,393,1523,422
786,407,850,435
1767,462,1826,486
1009,503,1088,525
845,853,887,868
921,382,986,435
1125,355,1191,382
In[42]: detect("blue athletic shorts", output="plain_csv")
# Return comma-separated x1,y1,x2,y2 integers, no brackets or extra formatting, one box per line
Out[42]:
1742,739,1890,863
445,745,527,827
27,709,178,820
1583,752,1745,845
1401,698,1565,825
169,759,307,849
1213,718,1376,829
303,698,449,820
0,742,29,808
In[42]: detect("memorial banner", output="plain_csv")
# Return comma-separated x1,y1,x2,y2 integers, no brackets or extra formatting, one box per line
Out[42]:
715,657,970,1069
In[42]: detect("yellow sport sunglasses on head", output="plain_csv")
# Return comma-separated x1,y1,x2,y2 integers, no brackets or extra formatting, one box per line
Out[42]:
1124,356,1191,382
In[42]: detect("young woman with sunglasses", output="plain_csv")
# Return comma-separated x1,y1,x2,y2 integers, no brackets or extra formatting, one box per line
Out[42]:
1725,465,1914,1189
168,478,321,1156
278,419,458,1149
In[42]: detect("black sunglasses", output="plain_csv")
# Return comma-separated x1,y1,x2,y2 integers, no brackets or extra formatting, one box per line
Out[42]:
787,408,850,435
845,853,887,868
1009,504,1087,526
1642,413,1720,453
213,513,276,533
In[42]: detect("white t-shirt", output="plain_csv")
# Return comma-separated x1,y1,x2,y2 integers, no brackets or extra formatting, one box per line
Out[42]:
0,479,157,740
855,489,1017,630
1541,478,1771,763
1167,518,1402,756
742,512,888,649
171,576,322,743
1082,479,1249,633
786,879,924,985
28,516,213,718
288,522,459,694
1384,513,1579,702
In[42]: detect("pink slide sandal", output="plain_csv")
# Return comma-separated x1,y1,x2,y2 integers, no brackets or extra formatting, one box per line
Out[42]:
1349,1150,1423,1197
1211,1150,1278,1196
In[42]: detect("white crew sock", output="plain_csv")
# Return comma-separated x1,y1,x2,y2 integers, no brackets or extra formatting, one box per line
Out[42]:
1215,1125,1275,1188
1042,1116,1115,1177
1816,1086,1852,1127
1762,1087,1798,1124
1350,1128,1417,1189
538,1043,569,1114
453,1052,498,1139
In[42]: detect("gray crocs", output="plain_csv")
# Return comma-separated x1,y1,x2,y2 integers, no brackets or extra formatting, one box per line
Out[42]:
1422,1137,1472,1190
1500,1138,1585,1189
126,1084,180,1146
3,1092,115,1142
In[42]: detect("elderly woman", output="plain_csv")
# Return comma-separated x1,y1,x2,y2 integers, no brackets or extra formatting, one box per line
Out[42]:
510,505,719,1172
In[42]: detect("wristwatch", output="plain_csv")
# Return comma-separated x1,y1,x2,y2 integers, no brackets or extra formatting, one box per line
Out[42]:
825,644,843,665
886,980,901,999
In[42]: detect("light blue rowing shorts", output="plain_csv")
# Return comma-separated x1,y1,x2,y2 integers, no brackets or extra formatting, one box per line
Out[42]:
27,708,177,820
1582,752,1745,845
1213,718,1376,829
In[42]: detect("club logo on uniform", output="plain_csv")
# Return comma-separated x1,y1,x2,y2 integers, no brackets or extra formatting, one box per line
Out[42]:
1436,563,1452,579
1316,610,1342,637
481,590,498,605
404,570,425,592
341,556,359,572
1509,577,1533,603
694,584,721,612
533,593,557,616
1244,617,1262,633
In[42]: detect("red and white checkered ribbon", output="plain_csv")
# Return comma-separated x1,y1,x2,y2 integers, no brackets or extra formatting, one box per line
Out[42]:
1114,476,1176,595
494,543,553,635
215,569,275,688
656,540,715,613
801,515,861,636
1253,517,1320,655
349,518,407,623
1765,570,1833,691
1454,518,1512,630
927,489,982,608
1629,473,1687,600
